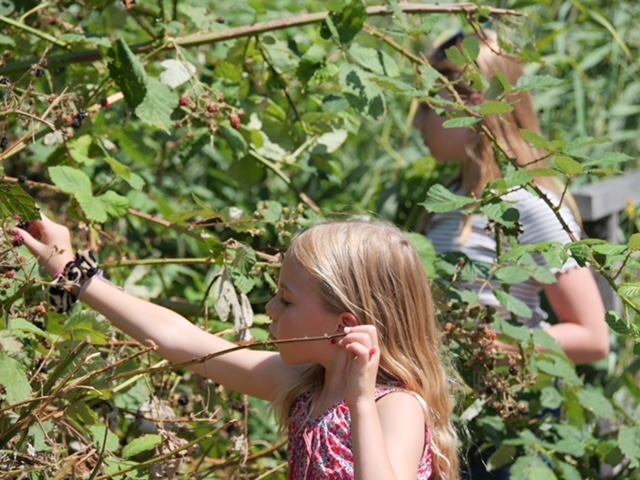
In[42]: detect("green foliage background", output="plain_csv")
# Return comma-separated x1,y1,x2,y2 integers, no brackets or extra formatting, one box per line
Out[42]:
0,0,639,478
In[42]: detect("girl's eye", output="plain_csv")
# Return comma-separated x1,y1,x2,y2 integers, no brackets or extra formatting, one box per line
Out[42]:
280,297,292,307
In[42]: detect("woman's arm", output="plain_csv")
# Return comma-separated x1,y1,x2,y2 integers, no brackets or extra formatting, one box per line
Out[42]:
16,216,301,401
544,266,610,365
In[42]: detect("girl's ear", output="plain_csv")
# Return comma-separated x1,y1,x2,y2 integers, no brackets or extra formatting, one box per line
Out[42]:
339,312,361,328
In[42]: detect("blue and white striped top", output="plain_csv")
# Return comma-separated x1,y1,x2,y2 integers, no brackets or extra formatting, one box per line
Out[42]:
426,186,582,329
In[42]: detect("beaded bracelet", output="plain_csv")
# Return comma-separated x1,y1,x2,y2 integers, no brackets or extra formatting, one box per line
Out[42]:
49,250,117,313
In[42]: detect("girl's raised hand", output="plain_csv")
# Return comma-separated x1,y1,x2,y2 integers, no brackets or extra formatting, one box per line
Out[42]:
13,215,76,277
337,325,380,406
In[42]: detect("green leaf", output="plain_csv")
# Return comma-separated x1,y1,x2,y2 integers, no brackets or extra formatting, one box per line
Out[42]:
68,134,95,166
90,425,120,452
122,434,163,459
628,233,640,252
478,101,514,115
554,155,584,175
421,184,475,213
96,191,130,218
461,36,480,61
605,311,632,335
348,44,399,77
0,183,39,221
65,310,111,345
76,191,106,223
520,129,549,149
0,353,32,405
495,290,532,319
340,65,386,118
480,202,520,230
618,282,640,299
536,357,581,386
510,455,556,479
540,386,564,410
324,0,367,44
103,156,145,190
494,266,531,284
618,426,640,468
159,59,196,88
405,232,436,278
220,123,248,156
135,77,178,132
49,166,92,194
532,329,564,355
494,317,532,342
577,389,616,419
442,116,481,128
107,38,147,109
515,74,564,92
313,130,348,154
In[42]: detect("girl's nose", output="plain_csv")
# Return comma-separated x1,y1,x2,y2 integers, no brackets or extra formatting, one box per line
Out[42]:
265,297,278,320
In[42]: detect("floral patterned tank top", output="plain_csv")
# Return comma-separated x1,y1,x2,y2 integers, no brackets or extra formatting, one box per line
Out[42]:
287,387,433,479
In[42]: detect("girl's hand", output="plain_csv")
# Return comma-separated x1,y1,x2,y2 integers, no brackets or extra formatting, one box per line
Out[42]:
13,215,76,277
337,325,380,406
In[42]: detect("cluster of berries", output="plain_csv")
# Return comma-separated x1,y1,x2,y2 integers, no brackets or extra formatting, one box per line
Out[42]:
71,109,89,129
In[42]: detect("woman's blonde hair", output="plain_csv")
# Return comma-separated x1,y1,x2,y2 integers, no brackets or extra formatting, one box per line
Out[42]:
272,220,459,480
427,29,578,215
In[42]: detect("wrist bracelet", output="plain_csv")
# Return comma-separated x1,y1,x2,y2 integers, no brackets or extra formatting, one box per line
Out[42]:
49,250,120,313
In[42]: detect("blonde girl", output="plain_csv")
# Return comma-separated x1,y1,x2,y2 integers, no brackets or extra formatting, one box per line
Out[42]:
16,216,459,479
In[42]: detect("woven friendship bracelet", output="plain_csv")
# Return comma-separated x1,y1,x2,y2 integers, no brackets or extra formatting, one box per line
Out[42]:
49,250,118,313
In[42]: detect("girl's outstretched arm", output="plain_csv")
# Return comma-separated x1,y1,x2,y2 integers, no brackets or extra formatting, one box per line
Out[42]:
15,216,301,401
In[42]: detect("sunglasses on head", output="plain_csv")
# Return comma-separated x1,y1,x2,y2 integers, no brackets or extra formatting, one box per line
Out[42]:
432,31,465,63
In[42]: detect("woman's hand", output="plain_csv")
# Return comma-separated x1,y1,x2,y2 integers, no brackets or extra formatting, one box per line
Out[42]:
337,325,380,407
13,215,76,277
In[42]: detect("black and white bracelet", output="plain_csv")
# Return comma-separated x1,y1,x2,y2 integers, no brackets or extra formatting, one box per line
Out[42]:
49,250,119,313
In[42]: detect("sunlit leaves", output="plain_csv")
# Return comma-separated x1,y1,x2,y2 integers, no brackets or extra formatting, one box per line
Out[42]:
0,183,39,221
421,184,475,213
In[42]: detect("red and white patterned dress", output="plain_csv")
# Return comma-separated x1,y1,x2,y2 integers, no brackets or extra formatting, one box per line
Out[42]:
287,387,433,479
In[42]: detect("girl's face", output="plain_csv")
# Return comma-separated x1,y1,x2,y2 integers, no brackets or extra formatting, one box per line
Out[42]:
266,255,340,365
413,90,477,163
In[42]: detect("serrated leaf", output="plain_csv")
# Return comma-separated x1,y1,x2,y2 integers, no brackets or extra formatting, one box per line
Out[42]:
122,434,163,459
421,184,475,213
618,426,640,468
108,38,147,109
510,455,556,479
605,311,632,335
313,130,348,154
96,191,130,218
325,0,366,44
461,36,480,61
135,78,178,132
213,273,239,323
520,129,549,149
66,310,111,345
495,290,532,319
628,233,640,252
618,282,640,299
442,116,481,128
76,191,107,223
160,59,196,88
348,44,399,77
494,317,532,342
494,266,531,284
0,183,39,221
536,358,581,386
577,389,616,419
0,353,32,405
479,101,514,115
340,65,386,118
554,155,584,175
515,74,564,92
68,134,95,166
103,156,145,190
49,166,92,194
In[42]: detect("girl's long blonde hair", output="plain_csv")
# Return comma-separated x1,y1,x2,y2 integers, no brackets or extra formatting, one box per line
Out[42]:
428,30,578,217
273,220,459,480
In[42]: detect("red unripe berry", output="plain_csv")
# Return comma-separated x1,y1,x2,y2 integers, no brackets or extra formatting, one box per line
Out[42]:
179,97,190,107
230,113,241,130
208,104,218,113
6,272,14,279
